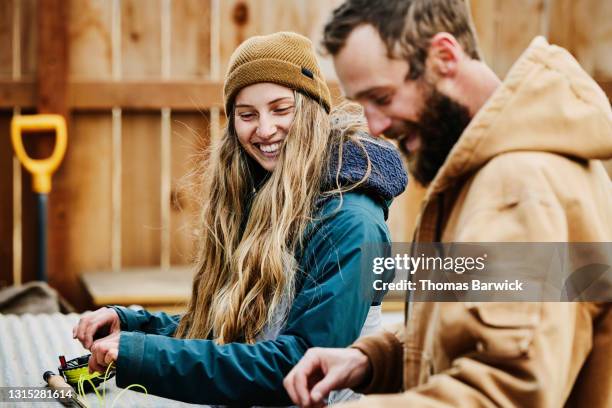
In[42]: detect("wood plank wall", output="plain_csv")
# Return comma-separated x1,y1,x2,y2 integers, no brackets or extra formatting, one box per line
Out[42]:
0,0,611,308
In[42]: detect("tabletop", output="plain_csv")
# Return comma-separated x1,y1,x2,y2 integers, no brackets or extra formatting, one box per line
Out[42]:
0,312,205,407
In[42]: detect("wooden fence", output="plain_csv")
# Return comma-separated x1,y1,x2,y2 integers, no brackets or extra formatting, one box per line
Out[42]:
0,0,610,309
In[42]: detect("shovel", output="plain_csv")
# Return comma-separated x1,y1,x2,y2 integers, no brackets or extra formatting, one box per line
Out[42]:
11,114,67,282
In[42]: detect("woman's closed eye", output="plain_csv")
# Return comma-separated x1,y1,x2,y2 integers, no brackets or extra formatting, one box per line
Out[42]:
273,105,295,115
238,112,256,121
237,106,293,121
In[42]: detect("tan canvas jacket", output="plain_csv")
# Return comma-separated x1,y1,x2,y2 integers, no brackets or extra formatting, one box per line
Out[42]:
344,37,612,407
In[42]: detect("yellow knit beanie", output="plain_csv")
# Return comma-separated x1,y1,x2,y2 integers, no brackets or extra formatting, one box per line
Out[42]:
223,32,332,115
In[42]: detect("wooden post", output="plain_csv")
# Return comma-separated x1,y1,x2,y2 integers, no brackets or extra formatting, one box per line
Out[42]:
37,0,68,117
36,0,83,306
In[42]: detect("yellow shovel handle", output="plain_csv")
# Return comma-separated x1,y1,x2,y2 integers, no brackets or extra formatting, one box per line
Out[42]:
11,114,68,194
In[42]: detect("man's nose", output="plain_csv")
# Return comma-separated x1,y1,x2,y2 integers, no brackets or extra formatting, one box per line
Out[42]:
364,105,392,136
256,114,277,139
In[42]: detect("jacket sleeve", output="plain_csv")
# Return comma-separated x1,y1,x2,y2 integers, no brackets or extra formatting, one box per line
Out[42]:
110,306,181,336
344,303,604,408
344,160,604,407
115,194,393,406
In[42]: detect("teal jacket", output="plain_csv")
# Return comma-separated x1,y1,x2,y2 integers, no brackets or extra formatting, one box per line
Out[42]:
112,137,407,405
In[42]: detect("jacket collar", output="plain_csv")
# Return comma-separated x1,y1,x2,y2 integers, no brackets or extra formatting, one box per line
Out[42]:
425,36,612,203
323,133,408,215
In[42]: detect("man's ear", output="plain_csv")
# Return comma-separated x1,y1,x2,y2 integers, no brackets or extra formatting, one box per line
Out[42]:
425,32,463,79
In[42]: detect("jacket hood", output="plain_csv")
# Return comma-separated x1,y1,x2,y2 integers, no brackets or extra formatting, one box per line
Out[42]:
429,36,612,197
324,133,408,204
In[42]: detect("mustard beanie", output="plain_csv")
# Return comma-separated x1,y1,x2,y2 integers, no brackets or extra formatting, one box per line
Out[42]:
223,32,332,115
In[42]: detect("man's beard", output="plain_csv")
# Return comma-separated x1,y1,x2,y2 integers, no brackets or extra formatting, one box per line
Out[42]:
395,84,472,185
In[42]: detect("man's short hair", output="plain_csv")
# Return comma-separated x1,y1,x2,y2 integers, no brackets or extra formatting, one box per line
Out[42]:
322,0,481,79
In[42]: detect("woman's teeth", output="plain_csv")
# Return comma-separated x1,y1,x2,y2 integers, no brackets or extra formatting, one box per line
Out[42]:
259,143,280,153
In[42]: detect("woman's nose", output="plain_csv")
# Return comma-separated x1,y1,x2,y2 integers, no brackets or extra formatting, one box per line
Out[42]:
256,116,277,139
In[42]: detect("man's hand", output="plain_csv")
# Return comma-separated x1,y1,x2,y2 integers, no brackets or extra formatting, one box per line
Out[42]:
89,331,120,374
73,307,121,350
283,347,371,408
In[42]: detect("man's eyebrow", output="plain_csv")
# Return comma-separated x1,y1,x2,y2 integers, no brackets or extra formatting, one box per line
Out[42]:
349,87,381,101
235,97,293,109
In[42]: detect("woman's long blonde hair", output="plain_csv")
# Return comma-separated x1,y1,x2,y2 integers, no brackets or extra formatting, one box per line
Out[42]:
175,92,371,343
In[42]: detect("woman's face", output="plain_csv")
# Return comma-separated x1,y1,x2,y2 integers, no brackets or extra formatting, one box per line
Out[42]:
234,83,296,171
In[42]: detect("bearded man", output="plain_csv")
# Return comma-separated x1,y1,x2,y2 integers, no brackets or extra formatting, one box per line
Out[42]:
283,0,612,407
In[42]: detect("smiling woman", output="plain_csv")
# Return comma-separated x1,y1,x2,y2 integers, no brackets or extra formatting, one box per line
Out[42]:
234,83,296,171
72,31,408,406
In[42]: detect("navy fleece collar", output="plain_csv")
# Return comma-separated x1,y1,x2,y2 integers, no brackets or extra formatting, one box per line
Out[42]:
324,133,408,203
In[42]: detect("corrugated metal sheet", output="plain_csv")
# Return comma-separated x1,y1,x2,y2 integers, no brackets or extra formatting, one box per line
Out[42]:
0,313,206,407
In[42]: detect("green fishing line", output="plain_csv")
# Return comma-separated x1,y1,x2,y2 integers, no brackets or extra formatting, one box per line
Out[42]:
58,356,148,407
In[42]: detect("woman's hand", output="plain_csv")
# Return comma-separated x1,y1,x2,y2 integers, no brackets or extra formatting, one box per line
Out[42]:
73,307,121,350
89,331,120,373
